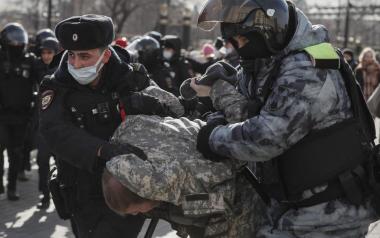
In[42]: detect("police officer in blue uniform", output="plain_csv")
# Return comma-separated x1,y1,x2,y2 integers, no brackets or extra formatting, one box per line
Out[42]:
39,15,168,238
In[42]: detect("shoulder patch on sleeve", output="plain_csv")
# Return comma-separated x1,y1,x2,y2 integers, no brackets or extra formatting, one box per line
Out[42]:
41,90,55,110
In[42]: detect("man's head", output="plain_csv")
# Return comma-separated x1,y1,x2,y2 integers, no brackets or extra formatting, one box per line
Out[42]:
55,14,115,85
40,37,60,65
102,169,159,216
126,35,161,68
343,49,354,63
161,35,182,61
0,22,28,60
197,0,297,59
35,28,55,56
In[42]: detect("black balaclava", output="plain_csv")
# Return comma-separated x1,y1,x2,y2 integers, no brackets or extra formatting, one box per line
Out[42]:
235,32,272,60
5,45,25,62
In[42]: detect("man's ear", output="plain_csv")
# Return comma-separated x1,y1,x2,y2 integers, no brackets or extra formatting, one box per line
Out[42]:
103,48,112,64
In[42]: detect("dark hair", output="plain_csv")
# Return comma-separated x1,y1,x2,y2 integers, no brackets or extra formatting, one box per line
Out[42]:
102,169,147,215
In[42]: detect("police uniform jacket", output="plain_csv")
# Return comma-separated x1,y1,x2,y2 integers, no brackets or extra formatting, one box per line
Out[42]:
39,46,151,206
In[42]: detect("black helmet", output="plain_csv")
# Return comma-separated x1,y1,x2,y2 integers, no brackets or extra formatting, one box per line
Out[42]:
35,28,55,46
197,0,293,54
40,37,60,53
126,36,161,69
145,31,162,44
0,22,28,47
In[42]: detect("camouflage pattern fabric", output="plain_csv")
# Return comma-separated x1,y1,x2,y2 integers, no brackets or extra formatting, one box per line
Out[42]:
142,85,185,117
106,115,267,237
206,8,378,237
210,80,248,124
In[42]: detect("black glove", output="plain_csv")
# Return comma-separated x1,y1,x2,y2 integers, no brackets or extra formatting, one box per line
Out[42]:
179,96,198,114
179,62,237,101
121,92,168,116
100,142,147,161
196,120,227,162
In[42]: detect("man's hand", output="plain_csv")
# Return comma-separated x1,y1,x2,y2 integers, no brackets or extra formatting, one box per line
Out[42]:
190,78,212,97
99,142,147,161
187,61,237,98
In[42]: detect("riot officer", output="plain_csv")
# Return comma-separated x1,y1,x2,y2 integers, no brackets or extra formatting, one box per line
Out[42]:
39,14,169,238
127,35,178,94
145,31,162,45
33,28,55,57
0,23,37,201
161,35,194,95
192,0,379,237
34,36,60,209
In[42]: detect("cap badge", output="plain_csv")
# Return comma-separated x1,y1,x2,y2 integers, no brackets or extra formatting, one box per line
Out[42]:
72,33,78,41
267,9,275,17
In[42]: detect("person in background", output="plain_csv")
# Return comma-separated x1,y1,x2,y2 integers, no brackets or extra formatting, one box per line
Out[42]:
343,48,358,71
161,35,193,95
113,37,128,49
219,39,240,67
355,47,380,100
34,36,60,209
187,43,218,75
0,23,38,201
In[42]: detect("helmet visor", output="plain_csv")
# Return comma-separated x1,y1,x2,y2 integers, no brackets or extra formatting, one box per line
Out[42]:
5,29,28,46
197,0,287,31
126,39,140,54
126,36,159,54
198,0,262,30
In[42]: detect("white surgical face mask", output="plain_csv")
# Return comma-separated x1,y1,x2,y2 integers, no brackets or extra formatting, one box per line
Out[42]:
163,50,173,60
67,50,106,85
226,47,233,55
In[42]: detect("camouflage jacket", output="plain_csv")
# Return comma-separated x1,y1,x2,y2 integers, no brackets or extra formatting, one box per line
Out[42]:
106,114,266,237
208,9,353,162
207,9,378,237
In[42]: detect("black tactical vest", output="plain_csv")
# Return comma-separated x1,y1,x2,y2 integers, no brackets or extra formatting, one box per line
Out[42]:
0,52,35,120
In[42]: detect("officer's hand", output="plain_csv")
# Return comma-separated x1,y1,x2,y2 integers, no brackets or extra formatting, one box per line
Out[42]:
179,96,198,113
121,92,169,116
196,120,227,162
99,142,147,161
190,78,212,97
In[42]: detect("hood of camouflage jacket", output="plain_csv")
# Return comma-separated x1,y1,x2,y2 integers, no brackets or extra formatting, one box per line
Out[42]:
280,8,330,57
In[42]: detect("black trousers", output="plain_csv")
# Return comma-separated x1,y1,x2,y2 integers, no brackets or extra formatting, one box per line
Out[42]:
37,134,54,196
0,124,28,191
72,200,145,238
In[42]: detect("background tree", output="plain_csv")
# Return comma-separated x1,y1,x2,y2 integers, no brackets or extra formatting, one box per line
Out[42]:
98,0,157,34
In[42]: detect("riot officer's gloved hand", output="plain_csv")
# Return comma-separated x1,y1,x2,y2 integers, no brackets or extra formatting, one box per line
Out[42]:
197,119,228,162
180,62,237,100
178,96,198,114
121,92,170,117
100,142,147,162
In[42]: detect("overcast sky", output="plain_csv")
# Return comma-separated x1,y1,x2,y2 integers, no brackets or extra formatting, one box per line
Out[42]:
0,0,336,11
